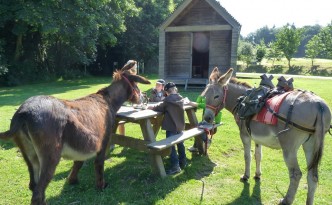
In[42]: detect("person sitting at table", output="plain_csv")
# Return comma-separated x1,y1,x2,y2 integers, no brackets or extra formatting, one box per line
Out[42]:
148,82,187,175
187,94,222,153
149,79,166,102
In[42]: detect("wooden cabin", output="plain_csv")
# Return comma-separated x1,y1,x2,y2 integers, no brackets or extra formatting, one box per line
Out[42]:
158,0,241,89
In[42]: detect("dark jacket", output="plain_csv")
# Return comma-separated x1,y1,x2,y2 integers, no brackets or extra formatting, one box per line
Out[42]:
149,89,166,102
152,93,185,132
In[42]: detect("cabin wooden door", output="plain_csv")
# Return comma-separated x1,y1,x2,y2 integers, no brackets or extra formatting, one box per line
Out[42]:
191,32,210,78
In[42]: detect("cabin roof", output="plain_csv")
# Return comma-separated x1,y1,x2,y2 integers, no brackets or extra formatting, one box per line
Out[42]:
160,0,241,31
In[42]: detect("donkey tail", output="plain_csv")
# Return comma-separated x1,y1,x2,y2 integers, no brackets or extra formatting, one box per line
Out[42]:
307,102,327,171
0,130,15,140
0,114,23,141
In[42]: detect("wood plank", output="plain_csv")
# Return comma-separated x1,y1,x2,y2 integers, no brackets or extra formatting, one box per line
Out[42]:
116,106,162,121
165,25,232,32
117,104,196,121
111,134,149,152
147,124,222,151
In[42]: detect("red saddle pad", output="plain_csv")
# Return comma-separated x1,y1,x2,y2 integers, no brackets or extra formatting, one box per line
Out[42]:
253,92,292,125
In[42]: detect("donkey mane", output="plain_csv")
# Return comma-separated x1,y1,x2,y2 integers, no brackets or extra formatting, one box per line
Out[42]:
230,77,252,88
113,70,123,81
95,70,123,96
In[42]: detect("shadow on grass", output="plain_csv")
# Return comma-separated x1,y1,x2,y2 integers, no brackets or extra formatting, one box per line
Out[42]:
236,76,260,80
286,65,303,75
227,180,261,205
243,65,269,73
269,65,283,74
0,140,15,150
312,69,331,77
46,148,216,204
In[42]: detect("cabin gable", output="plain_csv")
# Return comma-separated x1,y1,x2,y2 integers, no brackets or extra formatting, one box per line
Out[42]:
159,0,241,85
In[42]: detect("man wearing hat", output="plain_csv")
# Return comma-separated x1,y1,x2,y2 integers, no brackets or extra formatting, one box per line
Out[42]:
148,82,187,175
149,79,166,102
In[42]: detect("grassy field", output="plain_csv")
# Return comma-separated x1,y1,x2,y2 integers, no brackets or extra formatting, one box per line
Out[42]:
0,75,332,205
238,58,332,76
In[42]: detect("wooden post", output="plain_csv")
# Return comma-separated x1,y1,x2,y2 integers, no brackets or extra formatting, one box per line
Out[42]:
139,119,166,177
152,115,163,136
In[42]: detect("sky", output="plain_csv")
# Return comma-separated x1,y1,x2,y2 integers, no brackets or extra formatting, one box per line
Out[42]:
218,0,331,36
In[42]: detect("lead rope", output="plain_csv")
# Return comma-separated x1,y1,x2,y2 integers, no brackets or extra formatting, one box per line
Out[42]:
203,123,215,155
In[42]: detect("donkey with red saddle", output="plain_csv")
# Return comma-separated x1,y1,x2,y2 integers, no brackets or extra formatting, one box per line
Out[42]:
201,68,331,205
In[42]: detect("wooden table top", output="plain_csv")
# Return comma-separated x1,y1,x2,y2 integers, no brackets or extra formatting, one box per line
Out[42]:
116,102,196,121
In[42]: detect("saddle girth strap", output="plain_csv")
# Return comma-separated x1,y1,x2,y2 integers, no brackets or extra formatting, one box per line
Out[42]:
284,91,303,129
265,90,315,134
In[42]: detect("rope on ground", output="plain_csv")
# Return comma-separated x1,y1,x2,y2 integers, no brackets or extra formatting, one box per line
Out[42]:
200,179,205,202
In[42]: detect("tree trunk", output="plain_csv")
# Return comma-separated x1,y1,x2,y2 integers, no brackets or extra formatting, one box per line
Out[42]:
14,34,23,61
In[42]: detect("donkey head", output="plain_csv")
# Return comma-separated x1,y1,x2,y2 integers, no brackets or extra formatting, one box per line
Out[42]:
113,60,150,104
201,67,233,123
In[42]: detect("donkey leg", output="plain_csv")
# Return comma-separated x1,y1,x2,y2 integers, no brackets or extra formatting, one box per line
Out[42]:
302,137,318,205
24,151,40,191
280,149,302,205
254,143,262,180
94,152,107,189
15,135,41,191
240,132,252,181
31,149,61,205
67,161,84,185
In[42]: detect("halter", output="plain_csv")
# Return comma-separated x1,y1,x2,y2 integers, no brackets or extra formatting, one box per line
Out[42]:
121,74,140,102
205,85,228,116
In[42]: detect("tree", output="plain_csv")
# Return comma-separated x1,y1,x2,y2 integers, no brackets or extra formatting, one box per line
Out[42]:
109,0,179,69
275,24,303,69
296,24,321,57
318,22,332,58
238,41,255,68
246,26,278,45
255,40,266,65
305,35,323,67
266,42,283,66
0,0,138,84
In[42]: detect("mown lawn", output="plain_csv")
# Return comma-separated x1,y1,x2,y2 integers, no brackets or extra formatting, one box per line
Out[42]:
238,58,332,76
0,75,332,205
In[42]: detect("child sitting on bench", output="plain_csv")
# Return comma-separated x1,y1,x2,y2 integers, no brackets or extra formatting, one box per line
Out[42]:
148,82,187,175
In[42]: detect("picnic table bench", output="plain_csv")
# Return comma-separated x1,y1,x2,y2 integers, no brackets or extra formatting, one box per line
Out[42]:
147,123,222,151
112,102,219,177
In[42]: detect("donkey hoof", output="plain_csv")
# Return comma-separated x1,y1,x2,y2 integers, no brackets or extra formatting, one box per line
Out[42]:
253,175,261,181
67,178,79,185
96,181,108,190
278,198,289,205
240,175,249,182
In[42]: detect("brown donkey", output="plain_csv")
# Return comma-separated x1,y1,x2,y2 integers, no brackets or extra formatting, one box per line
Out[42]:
0,60,150,205
201,68,331,205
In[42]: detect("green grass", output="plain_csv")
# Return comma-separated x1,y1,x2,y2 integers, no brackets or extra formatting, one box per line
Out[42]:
238,58,332,76
1,75,332,205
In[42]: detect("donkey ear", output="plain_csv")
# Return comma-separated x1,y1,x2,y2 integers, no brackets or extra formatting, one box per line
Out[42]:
127,74,151,84
121,60,137,74
218,68,233,86
209,67,220,83
212,67,219,73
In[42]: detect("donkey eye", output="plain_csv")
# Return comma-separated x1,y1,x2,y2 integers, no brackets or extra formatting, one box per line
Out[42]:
214,95,219,99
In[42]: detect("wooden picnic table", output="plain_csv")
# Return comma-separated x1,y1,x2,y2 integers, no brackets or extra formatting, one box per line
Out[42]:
111,102,202,177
